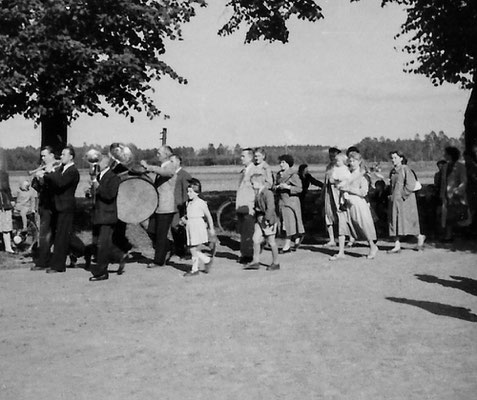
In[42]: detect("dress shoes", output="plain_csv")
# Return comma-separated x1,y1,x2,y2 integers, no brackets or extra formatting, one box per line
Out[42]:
266,263,280,271
243,262,260,270
46,268,65,273
89,273,109,282
184,270,199,277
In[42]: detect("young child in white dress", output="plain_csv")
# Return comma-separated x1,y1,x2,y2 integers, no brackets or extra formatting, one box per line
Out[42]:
183,178,215,277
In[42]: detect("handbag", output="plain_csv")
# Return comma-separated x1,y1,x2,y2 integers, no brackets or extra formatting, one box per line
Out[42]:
404,168,422,192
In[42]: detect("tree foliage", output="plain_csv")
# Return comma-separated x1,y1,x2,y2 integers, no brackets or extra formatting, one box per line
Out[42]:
0,0,206,125
379,0,477,89
219,0,323,43
0,0,323,130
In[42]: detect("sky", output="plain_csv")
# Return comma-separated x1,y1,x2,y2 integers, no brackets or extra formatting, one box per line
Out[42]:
0,0,470,150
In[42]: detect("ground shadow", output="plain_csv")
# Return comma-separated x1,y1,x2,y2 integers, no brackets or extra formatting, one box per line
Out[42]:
166,260,190,273
415,274,477,297
386,297,477,322
431,236,477,254
214,251,239,261
217,234,240,251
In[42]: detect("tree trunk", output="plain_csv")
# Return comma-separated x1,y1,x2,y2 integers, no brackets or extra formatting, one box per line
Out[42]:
41,113,68,155
464,77,477,229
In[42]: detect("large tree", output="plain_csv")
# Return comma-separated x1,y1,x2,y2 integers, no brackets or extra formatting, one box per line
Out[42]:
0,0,322,153
376,0,477,219
377,0,477,153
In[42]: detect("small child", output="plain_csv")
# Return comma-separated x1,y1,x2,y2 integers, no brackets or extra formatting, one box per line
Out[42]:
244,173,280,271
183,178,215,277
331,153,351,210
14,180,36,231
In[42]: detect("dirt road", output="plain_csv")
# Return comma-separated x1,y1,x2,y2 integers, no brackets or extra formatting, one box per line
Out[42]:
1,240,476,400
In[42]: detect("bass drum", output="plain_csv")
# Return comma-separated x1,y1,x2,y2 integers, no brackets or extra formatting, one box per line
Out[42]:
117,176,158,224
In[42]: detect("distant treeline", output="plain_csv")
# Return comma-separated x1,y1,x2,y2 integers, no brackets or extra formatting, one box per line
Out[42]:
2,130,464,170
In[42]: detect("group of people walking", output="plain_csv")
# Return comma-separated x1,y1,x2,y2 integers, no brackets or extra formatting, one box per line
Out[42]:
1,141,472,278
234,145,436,268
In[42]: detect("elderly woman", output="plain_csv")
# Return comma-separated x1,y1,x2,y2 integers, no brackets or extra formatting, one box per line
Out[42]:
330,152,378,260
440,146,469,241
275,154,305,253
387,150,425,253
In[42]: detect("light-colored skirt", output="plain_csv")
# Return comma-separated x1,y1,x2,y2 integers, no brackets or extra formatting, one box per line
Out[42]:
0,209,12,232
186,217,208,247
339,195,376,241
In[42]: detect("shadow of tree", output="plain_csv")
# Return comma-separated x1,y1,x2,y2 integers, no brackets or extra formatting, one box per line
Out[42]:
386,297,477,322
415,274,477,297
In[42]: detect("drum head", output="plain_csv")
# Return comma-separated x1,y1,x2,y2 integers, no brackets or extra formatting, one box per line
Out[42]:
117,177,158,224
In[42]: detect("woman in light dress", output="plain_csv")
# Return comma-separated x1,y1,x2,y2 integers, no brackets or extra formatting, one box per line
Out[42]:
387,150,425,253
183,178,215,277
330,151,378,260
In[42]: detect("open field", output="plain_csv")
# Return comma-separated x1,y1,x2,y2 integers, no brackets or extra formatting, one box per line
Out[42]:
8,161,439,196
0,232,476,400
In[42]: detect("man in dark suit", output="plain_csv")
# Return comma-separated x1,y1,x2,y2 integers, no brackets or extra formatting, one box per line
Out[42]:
89,154,125,281
31,146,57,271
170,154,192,258
42,146,83,273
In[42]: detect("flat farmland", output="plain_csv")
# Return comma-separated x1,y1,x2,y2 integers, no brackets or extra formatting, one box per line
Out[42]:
7,161,438,196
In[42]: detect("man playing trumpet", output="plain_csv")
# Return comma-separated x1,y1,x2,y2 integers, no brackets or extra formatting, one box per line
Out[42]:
36,146,84,273
30,146,59,271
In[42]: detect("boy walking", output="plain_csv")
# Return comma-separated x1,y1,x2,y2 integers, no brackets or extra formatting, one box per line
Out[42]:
244,174,280,271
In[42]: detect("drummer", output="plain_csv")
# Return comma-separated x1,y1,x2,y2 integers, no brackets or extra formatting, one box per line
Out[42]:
140,145,177,268
88,153,126,281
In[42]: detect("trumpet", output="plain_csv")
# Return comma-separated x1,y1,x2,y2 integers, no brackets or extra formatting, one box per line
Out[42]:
28,161,61,175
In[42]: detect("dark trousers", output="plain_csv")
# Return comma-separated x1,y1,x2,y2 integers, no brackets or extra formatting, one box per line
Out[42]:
237,213,254,258
49,212,84,271
36,207,53,268
91,224,124,277
153,213,175,266
171,224,187,257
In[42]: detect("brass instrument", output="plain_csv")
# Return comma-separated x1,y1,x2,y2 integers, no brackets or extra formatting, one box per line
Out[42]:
28,161,61,175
